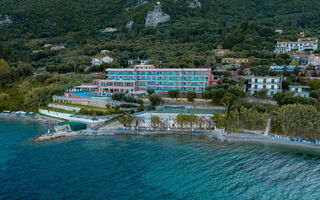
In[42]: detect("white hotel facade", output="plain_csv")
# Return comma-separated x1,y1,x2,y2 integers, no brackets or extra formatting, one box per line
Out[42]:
248,76,282,96
275,37,318,53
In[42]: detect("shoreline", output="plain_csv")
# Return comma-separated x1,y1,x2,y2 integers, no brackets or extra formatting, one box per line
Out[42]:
227,136,320,150
0,113,62,126
33,126,320,151
1,113,320,151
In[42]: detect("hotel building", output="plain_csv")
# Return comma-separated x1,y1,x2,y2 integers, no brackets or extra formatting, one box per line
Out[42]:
66,65,212,98
106,65,211,94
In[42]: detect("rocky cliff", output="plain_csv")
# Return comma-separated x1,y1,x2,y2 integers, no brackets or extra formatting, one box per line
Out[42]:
145,2,170,27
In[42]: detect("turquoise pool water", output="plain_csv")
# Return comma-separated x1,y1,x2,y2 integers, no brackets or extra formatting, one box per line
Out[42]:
1,118,320,199
72,92,99,97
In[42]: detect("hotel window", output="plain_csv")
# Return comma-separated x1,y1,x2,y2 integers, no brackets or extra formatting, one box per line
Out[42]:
271,85,274,89
263,85,266,89
263,79,266,83
255,79,258,83
254,85,258,89
271,79,274,83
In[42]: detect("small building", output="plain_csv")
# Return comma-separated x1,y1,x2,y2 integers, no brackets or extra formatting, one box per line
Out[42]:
32,49,43,54
269,65,304,72
51,45,65,51
43,44,52,48
34,67,47,75
101,27,117,33
91,56,113,66
292,53,309,66
249,76,282,96
212,48,230,57
275,29,283,34
308,54,320,67
221,58,249,64
289,85,310,98
128,60,134,66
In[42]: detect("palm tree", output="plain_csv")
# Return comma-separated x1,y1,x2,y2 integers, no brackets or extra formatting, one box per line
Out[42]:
175,114,187,129
119,113,134,128
132,116,145,129
188,114,197,130
151,115,162,128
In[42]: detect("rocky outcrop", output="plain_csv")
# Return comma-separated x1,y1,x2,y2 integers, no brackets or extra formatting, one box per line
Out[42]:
0,15,12,27
187,0,201,8
126,0,149,11
145,2,170,27
126,20,134,29
45,19,57,27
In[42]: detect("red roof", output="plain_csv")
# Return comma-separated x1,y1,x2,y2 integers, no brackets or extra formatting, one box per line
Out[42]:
299,37,318,41
295,53,309,57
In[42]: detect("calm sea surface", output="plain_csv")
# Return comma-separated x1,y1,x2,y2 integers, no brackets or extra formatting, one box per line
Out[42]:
1,119,320,200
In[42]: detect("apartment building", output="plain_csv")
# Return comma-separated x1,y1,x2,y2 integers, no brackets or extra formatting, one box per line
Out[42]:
275,37,318,53
248,76,282,96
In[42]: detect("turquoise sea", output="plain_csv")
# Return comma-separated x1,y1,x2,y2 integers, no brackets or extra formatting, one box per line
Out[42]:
1,119,320,200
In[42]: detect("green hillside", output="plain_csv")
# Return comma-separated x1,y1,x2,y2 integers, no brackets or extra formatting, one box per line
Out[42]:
1,0,320,35
1,0,320,68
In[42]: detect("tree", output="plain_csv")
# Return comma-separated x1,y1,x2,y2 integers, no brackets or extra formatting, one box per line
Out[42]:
147,88,155,95
227,86,245,98
168,89,180,99
293,67,300,76
316,97,320,111
0,93,9,101
290,59,298,66
307,79,320,90
202,90,212,101
188,114,197,129
186,91,196,102
0,59,10,72
149,93,162,107
151,116,162,128
175,114,187,129
212,113,226,129
272,104,320,139
181,30,190,43
221,93,235,115
118,113,133,127
211,88,226,103
254,89,268,98
112,92,125,101
0,59,10,86
132,116,144,128
310,89,320,99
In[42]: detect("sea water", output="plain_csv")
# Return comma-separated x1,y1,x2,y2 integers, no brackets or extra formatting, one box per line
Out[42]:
1,119,320,200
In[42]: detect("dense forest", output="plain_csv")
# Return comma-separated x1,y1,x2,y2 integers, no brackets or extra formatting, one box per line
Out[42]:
1,0,320,70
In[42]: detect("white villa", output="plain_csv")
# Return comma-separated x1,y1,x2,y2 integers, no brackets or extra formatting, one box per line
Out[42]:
249,76,282,96
91,56,113,66
289,85,310,98
275,37,318,53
